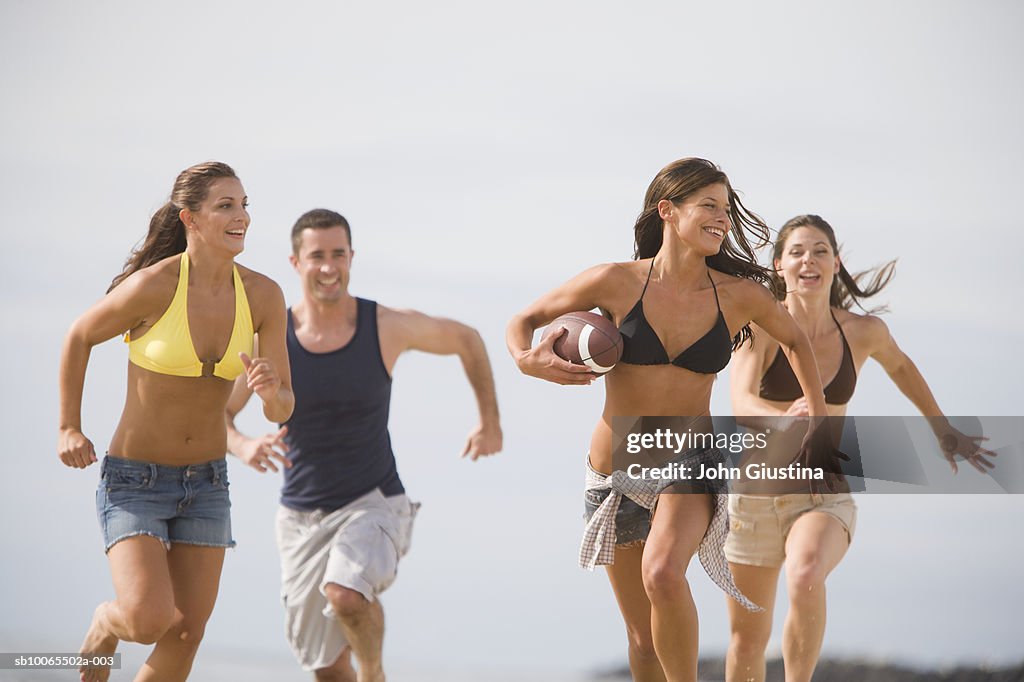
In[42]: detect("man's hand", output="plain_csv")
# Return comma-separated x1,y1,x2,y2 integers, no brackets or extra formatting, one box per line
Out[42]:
236,426,292,473
461,424,503,461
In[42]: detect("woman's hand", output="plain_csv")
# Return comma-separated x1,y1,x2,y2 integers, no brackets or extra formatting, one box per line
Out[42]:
515,327,597,386
933,423,997,474
784,397,809,417
58,427,97,469
240,332,283,405
772,397,811,433
794,417,849,492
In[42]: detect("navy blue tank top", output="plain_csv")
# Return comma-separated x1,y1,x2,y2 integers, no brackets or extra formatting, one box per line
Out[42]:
280,298,405,511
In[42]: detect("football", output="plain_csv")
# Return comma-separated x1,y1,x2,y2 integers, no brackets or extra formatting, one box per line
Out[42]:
540,311,623,374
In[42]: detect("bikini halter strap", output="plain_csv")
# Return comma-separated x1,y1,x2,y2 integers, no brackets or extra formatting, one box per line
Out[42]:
639,258,656,298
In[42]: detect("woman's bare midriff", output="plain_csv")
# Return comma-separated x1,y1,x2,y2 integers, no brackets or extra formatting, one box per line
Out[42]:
107,364,236,465
588,364,716,473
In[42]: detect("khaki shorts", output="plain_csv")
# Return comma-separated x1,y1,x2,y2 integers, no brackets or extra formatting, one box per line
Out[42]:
276,489,419,671
724,493,856,568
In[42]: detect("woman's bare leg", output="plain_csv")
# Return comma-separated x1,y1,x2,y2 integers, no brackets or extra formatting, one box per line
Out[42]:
641,493,713,682
780,513,849,682
605,543,666,682
134,544,226,682
79,536,175,682
725,562,781,682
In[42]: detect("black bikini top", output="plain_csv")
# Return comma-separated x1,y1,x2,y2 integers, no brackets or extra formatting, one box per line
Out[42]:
759,311,857,405
618,259,733,374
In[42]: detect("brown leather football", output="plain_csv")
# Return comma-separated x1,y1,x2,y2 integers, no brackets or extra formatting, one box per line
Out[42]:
540,311,623,374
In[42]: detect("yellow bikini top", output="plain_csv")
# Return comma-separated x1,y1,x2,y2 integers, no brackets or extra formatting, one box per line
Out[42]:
126,253,254,380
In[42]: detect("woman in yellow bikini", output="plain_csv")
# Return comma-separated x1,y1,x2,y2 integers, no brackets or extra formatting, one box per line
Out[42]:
58,161,294,682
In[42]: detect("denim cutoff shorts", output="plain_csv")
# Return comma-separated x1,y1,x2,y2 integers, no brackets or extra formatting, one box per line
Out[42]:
95,455,236,552
583,446,728,548
584,486,652,546
583,456,652,546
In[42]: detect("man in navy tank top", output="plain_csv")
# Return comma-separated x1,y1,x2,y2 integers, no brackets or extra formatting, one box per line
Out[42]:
225,209,502,681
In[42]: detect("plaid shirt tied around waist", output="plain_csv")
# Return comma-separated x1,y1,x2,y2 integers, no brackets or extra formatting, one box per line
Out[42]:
579,456,762,612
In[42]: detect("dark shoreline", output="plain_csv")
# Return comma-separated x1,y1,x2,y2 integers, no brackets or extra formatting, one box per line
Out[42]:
592,658,1024,681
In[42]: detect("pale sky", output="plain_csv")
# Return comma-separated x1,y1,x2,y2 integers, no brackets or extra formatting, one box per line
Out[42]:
2,1,1022,678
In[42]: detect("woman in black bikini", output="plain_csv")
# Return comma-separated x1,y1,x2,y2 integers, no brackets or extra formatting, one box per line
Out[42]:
725,214,994,682
507,159,831,682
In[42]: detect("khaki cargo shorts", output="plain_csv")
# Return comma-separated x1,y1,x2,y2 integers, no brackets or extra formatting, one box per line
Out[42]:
276,489,419,671
724,492,856,568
